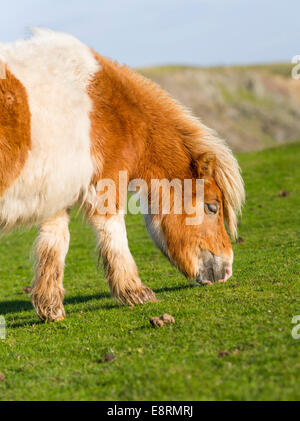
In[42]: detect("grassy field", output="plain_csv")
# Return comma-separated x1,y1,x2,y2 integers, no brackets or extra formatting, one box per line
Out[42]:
0,142,300,401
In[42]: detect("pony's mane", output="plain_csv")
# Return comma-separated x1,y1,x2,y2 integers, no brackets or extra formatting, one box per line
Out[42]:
181,118,245,238
146,74,245,238
140,72,246,237
93,58,245,237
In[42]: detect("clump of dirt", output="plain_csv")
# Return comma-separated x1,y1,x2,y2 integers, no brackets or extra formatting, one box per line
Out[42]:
22,286,31,294
218,350,229,357
102,352,115,363
218,349,240,357
236,237,245,244
150,313,175,328
0,373,5,382
278,190,290,197
150,317,164,328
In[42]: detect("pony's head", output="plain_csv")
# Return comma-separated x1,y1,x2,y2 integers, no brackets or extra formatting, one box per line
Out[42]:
144,134,244,285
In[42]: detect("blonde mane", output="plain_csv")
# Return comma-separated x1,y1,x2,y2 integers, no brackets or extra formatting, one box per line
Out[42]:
88,55,245,238
181,116,245,238
126,65,245,237
148,80,246,237
137,69,246,237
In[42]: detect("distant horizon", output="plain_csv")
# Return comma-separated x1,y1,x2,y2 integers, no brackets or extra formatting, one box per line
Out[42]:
137,60,291,70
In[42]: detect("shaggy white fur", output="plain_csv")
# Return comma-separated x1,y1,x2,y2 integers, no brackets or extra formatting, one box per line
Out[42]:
0,28,100,229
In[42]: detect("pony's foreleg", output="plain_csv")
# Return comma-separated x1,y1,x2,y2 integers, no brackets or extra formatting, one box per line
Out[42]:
31,210,70,321
89,212,157,306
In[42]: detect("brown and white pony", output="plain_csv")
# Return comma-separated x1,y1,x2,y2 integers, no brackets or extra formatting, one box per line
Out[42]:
0,29,244,321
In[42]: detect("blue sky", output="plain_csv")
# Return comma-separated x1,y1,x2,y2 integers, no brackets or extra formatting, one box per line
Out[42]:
0,0,299,68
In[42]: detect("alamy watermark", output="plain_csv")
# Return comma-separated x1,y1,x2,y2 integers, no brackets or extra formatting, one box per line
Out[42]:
291,56,300,80
92,171,205,226
0,316,5,340
291,315,300,340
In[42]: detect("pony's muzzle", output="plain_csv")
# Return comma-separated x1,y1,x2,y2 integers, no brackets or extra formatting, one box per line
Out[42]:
196,251,232,285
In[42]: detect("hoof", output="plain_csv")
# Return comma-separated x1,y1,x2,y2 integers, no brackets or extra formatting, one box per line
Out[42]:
116,284,157,306
53,313,66,322
31,290,65,322
37,307,65,323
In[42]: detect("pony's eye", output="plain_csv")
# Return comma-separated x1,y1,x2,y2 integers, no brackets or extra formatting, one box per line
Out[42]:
205,203,219,214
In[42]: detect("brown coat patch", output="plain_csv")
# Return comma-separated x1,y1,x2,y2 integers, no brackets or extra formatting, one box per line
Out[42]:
87,53,240,275
87,53,243,234
0,66,31,196
88,52,199,196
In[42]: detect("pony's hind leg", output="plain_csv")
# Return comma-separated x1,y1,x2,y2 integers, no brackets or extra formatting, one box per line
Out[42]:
88,212,157,306
31,210,70,321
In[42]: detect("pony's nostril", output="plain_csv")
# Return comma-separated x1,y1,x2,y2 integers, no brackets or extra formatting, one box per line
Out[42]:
196,252,233,285
223,266,232,282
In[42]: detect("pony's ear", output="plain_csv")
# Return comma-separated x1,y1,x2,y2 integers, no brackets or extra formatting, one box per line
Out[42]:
195,152,216,178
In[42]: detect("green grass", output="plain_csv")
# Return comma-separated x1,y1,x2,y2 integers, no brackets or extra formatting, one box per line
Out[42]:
0,142,300,401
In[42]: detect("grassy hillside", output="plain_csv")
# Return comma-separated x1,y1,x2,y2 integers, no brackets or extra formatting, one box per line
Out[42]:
0,142,300,400
140,63,300,153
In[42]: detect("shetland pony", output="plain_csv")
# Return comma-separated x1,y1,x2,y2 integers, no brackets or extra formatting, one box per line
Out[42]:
0,29,244,321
